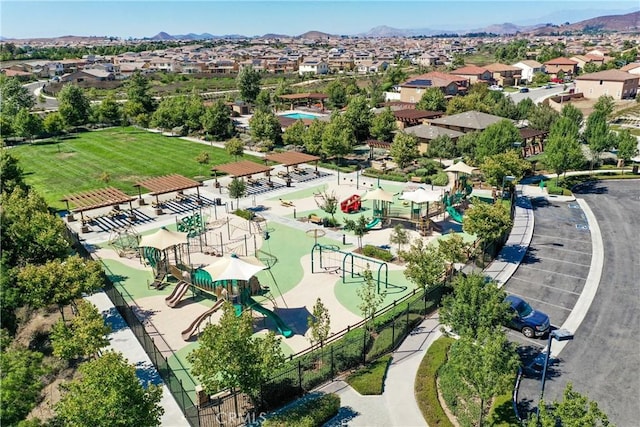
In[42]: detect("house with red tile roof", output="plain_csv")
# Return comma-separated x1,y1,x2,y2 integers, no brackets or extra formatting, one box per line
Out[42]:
399,72,468,103
543,57,578,78
450,65,493,84
484,63,522,87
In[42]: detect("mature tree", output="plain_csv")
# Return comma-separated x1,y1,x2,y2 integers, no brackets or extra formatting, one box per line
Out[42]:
583,111,613,169
152,95,201,134
544,117,584,184
456,131,478,160
416,87,447,112
480,150,531,187
322,112,355,162
494,96,519,120
0,150,27,195
357,268,386,331
13,108,43,142
237,66,262,104
254,89,272,111
55,351,164,427
343,215,369,249
390,131,419,168
369,107,397,142
399,239,446,292
440,273,511,339
0,75,35,116
125,70,155,114
224,137,244,160
303,119,326,156
96,92,122,126
51,300,111,361
463,199,512,263
475,120,522,162
282,120,306,146
389,224,410,253
249,108,282,146
384,66,408,89
516,97,535,120
315,190,338,220
228,177,246,209
188,302,285,404
17,255,105,312
184,92,205,132
527,103,560,132
1,187,70,267
325,79,347,109
44,111,66,138
367,74,385,107
0,347,46,425
532,71,551,84
427,134,458,161
201,100,234,140
592,95,615,120
437,233,471,275
445,96,469,115
615,128,639,166
58,84,91,128
560,103,583,128
531,383,610,427
343,95,373,142
307,298,331,347
448,331,520,426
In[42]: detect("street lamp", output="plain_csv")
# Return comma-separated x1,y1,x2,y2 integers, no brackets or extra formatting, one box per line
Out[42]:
537,329,574,422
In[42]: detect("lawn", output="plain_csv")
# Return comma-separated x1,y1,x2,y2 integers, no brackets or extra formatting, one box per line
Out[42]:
9,127,259,210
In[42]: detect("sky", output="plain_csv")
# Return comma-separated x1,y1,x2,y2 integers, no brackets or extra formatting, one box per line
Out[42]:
1,1,638,39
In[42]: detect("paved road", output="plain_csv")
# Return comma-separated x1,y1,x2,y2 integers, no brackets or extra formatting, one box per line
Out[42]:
25,80,59,111
537,180,640,426
507,83,573,104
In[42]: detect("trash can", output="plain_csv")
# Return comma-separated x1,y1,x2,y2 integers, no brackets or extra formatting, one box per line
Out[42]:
633,165,639,175
215,198,222,206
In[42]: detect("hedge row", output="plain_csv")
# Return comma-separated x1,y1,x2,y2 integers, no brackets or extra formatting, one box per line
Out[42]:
262,393,340,427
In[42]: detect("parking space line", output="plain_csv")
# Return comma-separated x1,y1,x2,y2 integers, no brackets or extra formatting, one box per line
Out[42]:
507,291,573,312
533,234,591,243
507,276,582,295
518,264,588,280
505,329,544,347
530,245,591,255
523,255,591,267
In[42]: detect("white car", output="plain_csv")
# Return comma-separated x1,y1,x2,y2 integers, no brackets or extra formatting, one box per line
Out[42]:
489,85,503,91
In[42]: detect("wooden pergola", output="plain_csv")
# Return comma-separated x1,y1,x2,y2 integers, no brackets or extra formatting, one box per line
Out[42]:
519,128,549,157
366,139,392,160
265,152,321,175
62,187,136,224
277,92,328,111
135,174,202,207
212,160,273,185
393,109,443,127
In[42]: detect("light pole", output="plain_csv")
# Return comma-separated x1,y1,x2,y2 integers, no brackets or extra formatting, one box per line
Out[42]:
537,329,574,422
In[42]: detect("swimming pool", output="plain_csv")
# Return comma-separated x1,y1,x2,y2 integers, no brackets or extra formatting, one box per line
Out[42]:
281,112,321,120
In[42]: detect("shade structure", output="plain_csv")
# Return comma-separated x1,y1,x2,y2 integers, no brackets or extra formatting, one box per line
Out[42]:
139,227,189,251
400,188,442,204
443,161,478,175
362,187,394,203
203,254,267,282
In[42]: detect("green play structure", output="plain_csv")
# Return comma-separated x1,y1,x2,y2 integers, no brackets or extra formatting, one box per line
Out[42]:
441,175,473,224
310,243,392,293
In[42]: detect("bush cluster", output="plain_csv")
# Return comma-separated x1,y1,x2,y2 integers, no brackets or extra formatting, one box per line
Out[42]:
262,393,340,427
415,337,455,427
362,245,394,262
233,209,254,220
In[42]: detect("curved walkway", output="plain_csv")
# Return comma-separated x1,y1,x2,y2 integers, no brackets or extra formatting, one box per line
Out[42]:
319,180,606,426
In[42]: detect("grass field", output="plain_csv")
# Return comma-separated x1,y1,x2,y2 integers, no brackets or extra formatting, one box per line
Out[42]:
9,127,259,210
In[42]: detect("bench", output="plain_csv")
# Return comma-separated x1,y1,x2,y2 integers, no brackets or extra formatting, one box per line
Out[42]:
410,176,423,183
309,214,323,225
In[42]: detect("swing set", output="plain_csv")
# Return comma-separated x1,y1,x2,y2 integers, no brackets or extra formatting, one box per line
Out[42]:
310,243,391,294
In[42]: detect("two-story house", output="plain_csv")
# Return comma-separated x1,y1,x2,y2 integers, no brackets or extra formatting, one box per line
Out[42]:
513,60,545,83
399,72,469,103
449,66,493,84
298,59,329,76
574,69,639,100
543,57,578,79
484,63,522,87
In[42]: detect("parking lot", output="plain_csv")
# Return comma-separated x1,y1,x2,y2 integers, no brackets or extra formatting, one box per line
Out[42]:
504,196,592,348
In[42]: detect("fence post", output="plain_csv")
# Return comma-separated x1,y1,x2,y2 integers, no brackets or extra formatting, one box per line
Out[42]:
406,303,410,335
233,389,239,420
392,315,395,347
298,360,303,396
362,326,367,365
330,345,335,379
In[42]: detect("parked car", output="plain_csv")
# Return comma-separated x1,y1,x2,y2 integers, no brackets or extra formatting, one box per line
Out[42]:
489,85,503,91
505,295,550,338
519,87,529,93
544,83,553,89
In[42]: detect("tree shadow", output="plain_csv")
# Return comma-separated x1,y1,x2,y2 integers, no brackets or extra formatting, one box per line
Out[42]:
131,306,158,324
571,180,608,195
520,246,542,265
324,406,360,426
135,360,163,387
102,306,128,333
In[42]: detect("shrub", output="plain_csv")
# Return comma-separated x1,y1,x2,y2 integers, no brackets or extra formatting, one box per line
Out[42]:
346,355,392,395
417,158,440,175
413,168,429,177
234,209,254,220
362,245,394,262
415,337,455,427
368,313,422,359
487,392,519,426
262,393,340,427
430,171,449,187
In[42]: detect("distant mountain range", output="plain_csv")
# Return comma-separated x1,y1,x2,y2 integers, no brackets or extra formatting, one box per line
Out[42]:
144,10,639,41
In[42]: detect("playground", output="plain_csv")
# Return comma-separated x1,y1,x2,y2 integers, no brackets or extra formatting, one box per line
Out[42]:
83,166,482,400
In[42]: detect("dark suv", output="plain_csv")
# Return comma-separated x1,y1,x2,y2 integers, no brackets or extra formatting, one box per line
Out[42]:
505,295,550,338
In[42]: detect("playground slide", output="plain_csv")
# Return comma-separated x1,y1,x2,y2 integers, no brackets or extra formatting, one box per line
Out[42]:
365,217,381,230
181,299,225,341
165,281,190,308
446,206,464,223
246,296,293,338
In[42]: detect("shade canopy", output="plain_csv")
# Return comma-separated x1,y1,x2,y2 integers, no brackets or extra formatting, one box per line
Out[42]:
443,161,478,175
203,254,267,282
362,187,394,203
139,227,189,251
400,188,442,204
